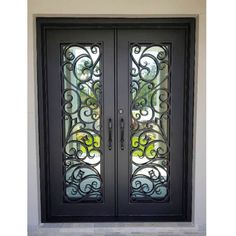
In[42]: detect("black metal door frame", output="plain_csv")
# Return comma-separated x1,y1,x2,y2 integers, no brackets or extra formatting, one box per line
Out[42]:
37,18,195,222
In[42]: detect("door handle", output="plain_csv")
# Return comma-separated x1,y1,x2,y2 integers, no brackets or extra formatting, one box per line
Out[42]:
108,118,112,150
120,118,124,150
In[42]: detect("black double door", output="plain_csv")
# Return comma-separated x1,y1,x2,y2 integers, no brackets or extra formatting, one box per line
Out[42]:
37,18,195,222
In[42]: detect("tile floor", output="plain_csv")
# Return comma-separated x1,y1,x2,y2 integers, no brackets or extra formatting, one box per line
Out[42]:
28,223,206,236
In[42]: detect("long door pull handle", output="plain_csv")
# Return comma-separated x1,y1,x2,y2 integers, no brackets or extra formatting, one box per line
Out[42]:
120,118,124,150
108,118,112,150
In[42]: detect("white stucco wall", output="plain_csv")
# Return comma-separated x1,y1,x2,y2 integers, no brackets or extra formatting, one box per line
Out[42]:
28,0,206,232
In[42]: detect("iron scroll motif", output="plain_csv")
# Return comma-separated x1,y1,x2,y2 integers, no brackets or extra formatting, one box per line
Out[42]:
130,43,170,202
61,43,103,202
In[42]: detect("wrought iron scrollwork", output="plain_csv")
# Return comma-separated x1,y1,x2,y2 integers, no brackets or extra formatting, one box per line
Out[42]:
130,43,171,202
61,43,103,202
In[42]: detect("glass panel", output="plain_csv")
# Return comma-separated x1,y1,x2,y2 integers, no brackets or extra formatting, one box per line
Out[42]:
61,44,103,202
130,44,170,202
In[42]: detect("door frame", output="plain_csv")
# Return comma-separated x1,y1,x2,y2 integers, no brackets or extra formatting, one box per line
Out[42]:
37,17,195,222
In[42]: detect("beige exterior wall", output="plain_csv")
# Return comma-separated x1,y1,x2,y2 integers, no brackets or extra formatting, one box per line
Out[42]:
28,0,206,231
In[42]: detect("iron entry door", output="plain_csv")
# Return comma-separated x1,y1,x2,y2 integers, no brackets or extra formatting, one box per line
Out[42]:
117,29,189,218
37,18,195,222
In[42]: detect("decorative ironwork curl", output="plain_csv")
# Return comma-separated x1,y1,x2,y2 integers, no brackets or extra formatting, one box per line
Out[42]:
130,43,170,202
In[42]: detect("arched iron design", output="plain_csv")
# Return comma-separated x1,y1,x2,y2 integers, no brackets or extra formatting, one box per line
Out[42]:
61,43,103,202
129,43,171,202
